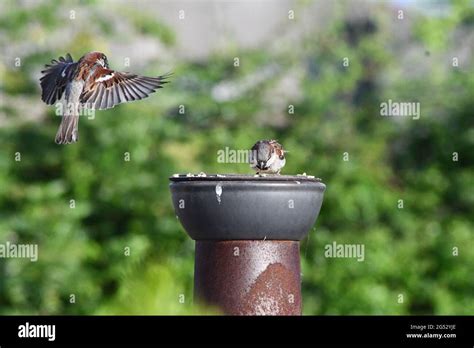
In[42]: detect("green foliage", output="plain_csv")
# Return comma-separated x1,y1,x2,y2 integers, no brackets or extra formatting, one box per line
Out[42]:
126,8,176,45
0,0,472,315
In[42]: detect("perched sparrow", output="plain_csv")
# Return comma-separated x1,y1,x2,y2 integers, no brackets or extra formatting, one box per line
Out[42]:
40,52,170,144
250,139,286,174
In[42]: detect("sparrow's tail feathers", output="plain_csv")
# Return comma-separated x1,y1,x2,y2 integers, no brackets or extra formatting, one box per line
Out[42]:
55,115,79,144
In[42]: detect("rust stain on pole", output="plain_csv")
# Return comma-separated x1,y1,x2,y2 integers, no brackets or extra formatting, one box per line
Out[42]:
194,240,301,315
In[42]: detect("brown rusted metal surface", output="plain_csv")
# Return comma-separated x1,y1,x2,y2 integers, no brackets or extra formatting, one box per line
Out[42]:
194,240,301,315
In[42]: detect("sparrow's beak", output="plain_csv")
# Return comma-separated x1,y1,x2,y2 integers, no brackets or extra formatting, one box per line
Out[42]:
258,161,266,169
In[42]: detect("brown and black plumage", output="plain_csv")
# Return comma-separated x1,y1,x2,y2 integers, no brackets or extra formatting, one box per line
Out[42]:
250,139,286,174
40,51,171,144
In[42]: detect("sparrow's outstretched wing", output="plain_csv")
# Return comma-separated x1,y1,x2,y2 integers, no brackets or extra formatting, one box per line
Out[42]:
40,54,77,105
80,67,171,110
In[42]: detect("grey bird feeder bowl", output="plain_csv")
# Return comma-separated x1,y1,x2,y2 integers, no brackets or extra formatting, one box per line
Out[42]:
169,174,325,315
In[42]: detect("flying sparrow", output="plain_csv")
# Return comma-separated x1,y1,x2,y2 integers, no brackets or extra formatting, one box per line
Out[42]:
250,139,286,174
40,52,170,144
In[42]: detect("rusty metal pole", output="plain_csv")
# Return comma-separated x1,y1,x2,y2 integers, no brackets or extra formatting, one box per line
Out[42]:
169,174,325,316
195,240,301,315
